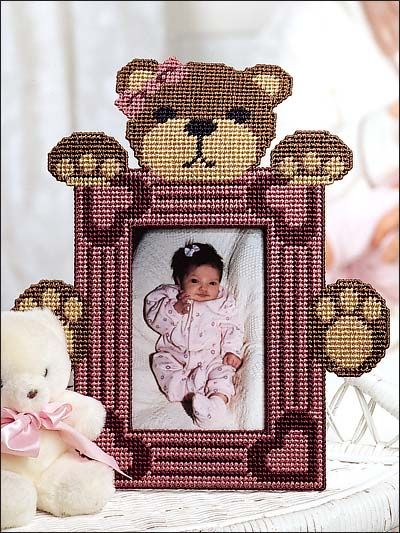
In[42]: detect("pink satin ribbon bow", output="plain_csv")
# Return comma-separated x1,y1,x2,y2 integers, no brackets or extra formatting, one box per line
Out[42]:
1,403,130,478
115,56,186,119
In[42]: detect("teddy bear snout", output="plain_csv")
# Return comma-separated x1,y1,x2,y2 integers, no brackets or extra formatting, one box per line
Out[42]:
2,374,50,413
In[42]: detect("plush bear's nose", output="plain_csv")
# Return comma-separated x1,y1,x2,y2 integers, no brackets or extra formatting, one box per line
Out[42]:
185,119,217,137
27,389,38,399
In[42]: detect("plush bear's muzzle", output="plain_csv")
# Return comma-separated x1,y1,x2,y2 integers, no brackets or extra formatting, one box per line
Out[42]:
1,373,50,413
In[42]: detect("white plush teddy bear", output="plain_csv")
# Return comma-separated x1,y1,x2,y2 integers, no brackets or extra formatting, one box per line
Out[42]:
1,308,115,529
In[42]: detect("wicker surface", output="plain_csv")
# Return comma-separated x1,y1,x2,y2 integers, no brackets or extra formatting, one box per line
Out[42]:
7,443,398,532
5,322,398,530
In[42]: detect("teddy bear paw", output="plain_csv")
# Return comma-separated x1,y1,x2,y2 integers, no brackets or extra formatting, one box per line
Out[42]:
48,132,128,186
311,280,390,376
13,280,88,365
37,452,115,517
271,131,352,185
1,471,37,529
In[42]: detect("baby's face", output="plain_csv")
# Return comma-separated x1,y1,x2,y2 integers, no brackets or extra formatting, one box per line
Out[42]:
181,265,221,302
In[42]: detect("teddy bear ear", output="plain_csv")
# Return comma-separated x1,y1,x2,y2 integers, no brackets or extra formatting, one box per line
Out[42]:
26,308,67,342
116,58,159,95
1,308,66,345
245,64,292,107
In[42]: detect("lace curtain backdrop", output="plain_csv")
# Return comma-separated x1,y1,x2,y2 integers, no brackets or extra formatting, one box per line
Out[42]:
2,1,398,440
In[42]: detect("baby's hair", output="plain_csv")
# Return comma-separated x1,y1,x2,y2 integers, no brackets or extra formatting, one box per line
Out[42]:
171,242,224,285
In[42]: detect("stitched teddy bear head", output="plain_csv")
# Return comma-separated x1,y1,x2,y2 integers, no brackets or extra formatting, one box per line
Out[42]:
1,308,70,413
115,57,292,181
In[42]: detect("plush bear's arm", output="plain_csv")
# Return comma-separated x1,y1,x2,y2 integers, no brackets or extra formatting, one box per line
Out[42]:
270,131,352,185
58,390,106,441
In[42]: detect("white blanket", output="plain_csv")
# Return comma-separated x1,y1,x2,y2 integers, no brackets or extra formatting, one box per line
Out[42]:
131,228,264,430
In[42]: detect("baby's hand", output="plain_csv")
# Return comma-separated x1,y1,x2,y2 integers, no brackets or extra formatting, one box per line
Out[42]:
174,292,191,315
223,352,242,370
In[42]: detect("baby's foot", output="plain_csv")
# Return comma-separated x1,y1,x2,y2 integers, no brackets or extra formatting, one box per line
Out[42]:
192,393,227,429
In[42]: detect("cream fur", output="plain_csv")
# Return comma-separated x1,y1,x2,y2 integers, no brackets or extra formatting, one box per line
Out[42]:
1,309,115,529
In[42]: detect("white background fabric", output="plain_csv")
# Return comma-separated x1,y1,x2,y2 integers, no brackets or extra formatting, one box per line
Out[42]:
2,0,397,308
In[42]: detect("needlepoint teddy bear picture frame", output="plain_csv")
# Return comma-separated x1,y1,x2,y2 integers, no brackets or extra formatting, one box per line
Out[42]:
13,57,390,490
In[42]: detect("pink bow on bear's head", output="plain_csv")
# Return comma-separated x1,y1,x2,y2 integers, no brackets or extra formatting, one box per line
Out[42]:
115,56,187,119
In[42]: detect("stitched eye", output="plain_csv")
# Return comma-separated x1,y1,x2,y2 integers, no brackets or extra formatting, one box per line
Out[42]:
226,107,251,124
153,106,177,123
44,368,48,377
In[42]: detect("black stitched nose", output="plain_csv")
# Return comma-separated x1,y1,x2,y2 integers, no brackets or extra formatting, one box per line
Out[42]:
185,119,217,137
27,389,38,399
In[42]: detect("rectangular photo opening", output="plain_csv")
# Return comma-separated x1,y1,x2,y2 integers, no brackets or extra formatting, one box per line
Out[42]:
131,228,265,431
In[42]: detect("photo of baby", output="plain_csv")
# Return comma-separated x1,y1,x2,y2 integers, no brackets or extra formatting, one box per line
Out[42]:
131,228,264,431
144,242,244,429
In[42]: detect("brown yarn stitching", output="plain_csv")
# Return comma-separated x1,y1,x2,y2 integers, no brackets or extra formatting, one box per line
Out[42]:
48,132,128,186
310,279,390,377
271,131,353,185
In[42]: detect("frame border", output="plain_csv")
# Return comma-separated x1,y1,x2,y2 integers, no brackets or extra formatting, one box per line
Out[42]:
73,168,326,490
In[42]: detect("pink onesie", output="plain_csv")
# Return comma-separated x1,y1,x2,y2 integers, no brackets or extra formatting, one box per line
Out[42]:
144,284,244,404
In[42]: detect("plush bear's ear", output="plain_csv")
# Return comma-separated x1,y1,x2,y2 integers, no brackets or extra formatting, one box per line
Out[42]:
1,308,67,351
245,64,292,107
28,307,67,343
116,58,159,95
5,308,67,344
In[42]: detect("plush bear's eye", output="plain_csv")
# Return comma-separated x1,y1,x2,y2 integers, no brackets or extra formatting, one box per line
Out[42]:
226,107,251,124
44,368,48,378
153,106,177,123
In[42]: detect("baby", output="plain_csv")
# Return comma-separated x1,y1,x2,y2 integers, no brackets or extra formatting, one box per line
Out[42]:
144,242,244,429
